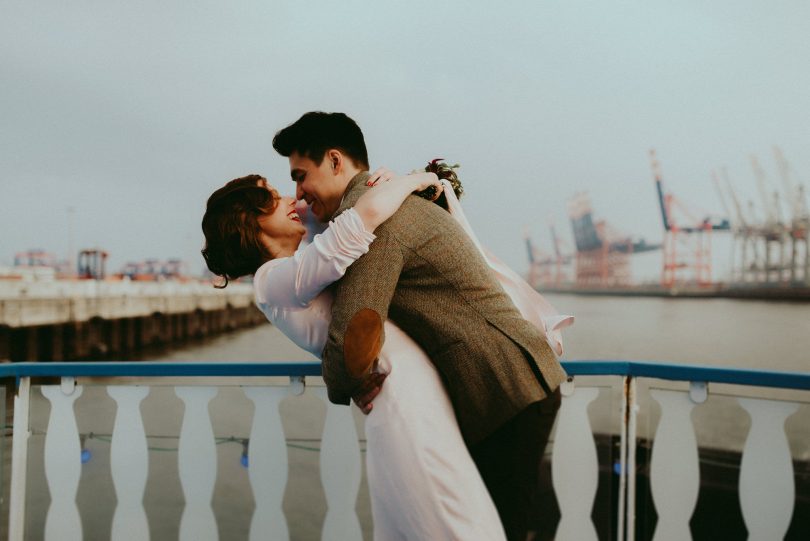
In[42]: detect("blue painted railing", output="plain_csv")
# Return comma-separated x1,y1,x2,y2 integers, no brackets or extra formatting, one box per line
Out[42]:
2,359,809,390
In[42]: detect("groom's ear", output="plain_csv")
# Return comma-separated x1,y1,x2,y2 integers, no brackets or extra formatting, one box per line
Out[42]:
326,149,342,175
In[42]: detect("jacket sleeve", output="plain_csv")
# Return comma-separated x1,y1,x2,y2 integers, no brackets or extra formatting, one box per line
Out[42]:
321,228,404,404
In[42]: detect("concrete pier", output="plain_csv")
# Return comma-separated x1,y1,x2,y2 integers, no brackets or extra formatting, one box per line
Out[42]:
0,279,264,362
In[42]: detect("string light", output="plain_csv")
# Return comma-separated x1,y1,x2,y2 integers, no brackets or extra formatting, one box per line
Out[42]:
240,439,249,468
80,434,92,464
66,432,355,468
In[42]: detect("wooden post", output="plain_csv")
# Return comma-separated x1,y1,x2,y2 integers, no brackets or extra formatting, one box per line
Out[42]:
0,325,10,362
71,322,90,360
122,318,136,352
10,328,40,363
26,328,38,362
50,325,66,362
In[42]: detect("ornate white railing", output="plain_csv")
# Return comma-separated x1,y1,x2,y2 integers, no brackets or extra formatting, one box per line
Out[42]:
1,361,808,540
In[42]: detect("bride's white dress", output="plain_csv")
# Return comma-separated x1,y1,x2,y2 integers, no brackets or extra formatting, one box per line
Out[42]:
253,183,572,541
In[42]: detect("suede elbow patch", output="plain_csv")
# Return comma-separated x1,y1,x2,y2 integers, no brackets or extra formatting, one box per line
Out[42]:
344,308,383,378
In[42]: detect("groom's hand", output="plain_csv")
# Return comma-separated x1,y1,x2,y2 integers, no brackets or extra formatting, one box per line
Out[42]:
351,368,387,415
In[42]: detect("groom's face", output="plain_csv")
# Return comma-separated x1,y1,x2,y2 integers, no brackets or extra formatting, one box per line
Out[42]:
289,152,344,222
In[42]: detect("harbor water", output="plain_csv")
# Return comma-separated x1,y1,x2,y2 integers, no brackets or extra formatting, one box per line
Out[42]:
142,293,810,371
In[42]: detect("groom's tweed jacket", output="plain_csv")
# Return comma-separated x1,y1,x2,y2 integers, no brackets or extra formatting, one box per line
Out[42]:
322,172,567,444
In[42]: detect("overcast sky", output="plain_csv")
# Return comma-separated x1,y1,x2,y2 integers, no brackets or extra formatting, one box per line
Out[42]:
1,0,808,278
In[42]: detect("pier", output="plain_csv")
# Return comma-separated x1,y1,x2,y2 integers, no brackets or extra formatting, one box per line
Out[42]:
0,279,264,362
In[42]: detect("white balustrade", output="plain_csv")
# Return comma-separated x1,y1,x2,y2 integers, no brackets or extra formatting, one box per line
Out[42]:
738,398,799,541
175,386,219,541
7,371,806,541
244,386,290,541
41,379,84,541
108,386,151,541
552,383,600,541
314,387,363,541
649,389,700,541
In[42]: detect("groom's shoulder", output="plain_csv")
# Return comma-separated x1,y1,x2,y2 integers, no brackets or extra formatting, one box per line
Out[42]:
379,195,466,242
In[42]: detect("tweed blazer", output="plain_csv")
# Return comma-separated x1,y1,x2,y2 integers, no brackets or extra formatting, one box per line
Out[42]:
322,172,568,444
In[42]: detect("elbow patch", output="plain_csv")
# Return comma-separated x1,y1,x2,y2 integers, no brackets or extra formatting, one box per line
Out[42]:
344,308,383,378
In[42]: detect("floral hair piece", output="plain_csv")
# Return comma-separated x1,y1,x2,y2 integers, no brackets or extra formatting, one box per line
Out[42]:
415,159,463,204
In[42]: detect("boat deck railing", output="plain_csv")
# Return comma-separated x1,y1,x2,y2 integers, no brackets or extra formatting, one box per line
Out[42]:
1,360,808,540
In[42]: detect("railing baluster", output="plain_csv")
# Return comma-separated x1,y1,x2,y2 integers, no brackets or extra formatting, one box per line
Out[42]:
552,383,599,541
649,389,700,541
314,388,362,541
8,378,32,541
738,398,798,541
41,379,83,541
626,377,638,541
107,386,151,541
244,386,289,541
175,386,219,541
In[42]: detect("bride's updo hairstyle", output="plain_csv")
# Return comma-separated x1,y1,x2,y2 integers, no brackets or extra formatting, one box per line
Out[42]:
417,159,463,210
201,174,279,288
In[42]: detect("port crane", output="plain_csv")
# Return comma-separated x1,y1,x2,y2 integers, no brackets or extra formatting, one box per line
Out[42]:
770,148,809,284
714,168,762,282
711,149,808,286
566,192,660,287
524,230,556,288
651,149,730,287
749,154,792,282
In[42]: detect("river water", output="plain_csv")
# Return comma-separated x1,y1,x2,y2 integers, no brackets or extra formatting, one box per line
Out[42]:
143,293,810,372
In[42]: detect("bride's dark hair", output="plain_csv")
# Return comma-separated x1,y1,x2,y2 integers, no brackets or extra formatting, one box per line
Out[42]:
201,175,278,288
415,159,463,210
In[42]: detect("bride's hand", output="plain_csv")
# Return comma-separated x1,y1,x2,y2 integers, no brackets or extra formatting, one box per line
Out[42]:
366,167,397,186
354,170,442,231
367,168,442,200
408,172,443,201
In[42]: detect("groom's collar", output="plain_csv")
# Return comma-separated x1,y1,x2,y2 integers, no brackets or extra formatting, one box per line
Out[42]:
338,171,371,207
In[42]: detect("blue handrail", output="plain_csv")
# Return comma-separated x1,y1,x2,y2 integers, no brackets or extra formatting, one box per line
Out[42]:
1,360,809,390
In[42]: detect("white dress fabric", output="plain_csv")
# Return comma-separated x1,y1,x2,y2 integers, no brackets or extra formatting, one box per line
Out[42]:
254,192,573,541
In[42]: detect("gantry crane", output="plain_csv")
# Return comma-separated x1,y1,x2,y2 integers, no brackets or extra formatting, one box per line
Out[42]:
651,149,730,287
773,147,810,284
566,192,659,287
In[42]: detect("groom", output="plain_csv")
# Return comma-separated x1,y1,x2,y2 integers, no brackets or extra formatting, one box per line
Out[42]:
273,111,567,540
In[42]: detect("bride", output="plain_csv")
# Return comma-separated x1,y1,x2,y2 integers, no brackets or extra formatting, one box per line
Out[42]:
201,166,570,540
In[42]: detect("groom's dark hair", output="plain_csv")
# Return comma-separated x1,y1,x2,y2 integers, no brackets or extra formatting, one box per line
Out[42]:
273,112,370,170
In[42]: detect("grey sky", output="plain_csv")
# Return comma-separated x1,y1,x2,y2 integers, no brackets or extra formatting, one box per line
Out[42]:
1,0,808,277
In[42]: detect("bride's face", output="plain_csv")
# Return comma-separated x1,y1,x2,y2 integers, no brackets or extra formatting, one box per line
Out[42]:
257,184,307,258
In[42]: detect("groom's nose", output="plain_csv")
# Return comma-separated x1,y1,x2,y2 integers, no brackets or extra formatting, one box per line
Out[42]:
295,183,305,201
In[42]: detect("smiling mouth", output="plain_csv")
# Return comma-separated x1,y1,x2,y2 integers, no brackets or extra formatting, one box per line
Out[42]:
287,211,302,223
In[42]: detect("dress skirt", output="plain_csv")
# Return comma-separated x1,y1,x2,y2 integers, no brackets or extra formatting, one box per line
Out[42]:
364,322,507,541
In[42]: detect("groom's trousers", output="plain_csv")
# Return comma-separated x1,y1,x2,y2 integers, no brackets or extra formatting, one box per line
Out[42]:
470,388,562,541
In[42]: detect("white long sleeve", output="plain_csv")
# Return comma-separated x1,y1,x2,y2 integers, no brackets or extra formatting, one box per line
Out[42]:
252,208,376,356
254,208,376,309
